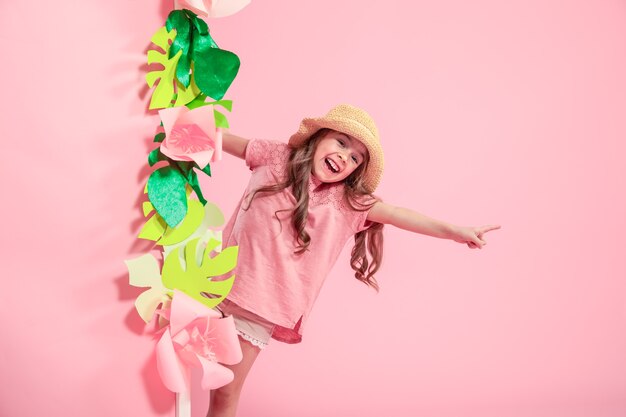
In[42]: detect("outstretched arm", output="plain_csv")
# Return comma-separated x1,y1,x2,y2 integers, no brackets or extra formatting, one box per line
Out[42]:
222,131,250,159
366,201,500,249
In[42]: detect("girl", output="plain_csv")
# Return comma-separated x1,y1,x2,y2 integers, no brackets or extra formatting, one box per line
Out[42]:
208,104,500,417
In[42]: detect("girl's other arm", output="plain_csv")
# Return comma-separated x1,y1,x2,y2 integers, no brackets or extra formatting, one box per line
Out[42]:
222,131,250,160
367,201,500,249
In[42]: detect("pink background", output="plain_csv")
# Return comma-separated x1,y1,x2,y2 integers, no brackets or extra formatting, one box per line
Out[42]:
2,1,625,416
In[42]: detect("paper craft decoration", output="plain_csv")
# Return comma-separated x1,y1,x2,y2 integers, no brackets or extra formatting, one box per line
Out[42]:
129,3,249,415
147,9,241,109
130,195,230,325
159,105,222,169
139,187,224,245
162,238,237,309
156,290,243,392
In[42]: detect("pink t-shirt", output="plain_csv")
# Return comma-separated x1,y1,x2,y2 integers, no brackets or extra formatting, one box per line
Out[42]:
222,139,374,343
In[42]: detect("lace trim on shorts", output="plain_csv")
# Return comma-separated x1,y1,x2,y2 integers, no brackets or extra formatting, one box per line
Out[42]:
236,329,268,349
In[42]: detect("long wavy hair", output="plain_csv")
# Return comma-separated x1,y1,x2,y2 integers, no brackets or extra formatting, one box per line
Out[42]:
244,129,384,291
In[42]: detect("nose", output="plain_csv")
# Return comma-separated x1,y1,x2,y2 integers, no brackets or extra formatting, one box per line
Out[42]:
337,153,347,162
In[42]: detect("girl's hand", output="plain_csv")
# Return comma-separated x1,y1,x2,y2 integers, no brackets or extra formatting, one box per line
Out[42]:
452,225,501,249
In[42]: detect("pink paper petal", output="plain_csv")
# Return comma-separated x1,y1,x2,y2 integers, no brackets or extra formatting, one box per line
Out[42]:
176,0,251,18
196,356,234,390
209,316,243,365
177,106,216,133
189,150,214,169
159,145,194,162
206,0,251,18
169,296,197,336
165,124,213,155
171,327,193,346
170,291,220,334
158,106,188,138
175,0,207,16
156,330,189,392
212,128,223,162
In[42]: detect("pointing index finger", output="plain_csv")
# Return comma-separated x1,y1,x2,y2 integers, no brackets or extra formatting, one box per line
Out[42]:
479,224,501,234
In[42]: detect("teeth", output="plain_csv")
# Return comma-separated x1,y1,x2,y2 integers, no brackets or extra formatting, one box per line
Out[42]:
326,158,339,172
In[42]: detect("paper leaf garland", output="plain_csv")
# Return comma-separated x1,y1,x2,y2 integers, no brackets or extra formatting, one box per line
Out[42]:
130,2,248,400
162,238,237,309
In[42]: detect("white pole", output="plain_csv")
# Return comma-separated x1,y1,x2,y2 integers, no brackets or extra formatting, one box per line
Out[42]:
176,390,191,417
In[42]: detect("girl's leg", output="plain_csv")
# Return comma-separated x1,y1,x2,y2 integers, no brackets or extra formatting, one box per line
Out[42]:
207,336,261,417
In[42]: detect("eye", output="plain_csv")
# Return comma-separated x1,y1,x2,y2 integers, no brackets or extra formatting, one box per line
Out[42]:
351,155,359,164
337,139,346,147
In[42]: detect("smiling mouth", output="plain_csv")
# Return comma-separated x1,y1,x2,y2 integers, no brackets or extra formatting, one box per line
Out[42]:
325,158,339,173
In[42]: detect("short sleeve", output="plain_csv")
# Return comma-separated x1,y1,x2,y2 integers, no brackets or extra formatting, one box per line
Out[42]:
349,195,379,233
245,139,290,173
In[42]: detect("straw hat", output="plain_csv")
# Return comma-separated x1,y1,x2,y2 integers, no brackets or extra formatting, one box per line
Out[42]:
288,104,384,192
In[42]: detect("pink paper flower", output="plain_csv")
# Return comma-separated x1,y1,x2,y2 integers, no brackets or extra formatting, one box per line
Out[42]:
176,0,251,18
156,291,242,393
158,106,222,169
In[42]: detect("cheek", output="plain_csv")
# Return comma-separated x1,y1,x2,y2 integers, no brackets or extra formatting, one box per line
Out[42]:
345,164,359,177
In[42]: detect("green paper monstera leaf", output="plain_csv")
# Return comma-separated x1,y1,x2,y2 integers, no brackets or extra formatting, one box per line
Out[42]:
146,26,201,109
162,238,238,309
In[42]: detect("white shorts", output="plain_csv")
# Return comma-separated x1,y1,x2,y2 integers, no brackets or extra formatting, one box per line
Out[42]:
214,299,275,349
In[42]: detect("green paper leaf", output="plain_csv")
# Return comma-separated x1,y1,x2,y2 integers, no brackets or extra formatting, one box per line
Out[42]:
174,160,193,177
174,73,201,107
146,26,201,109
146,27,181,109
192,25,218,56
208,99,233,112
194,48,241,100
154,132,166,143
166,10,192,87
148,147,168,166
159,199,205,246
189,11,209,36
161,238,238,309
147,166,188,227
142,201,154,217
213,109,229,128
171,161,208,205
138,213,167,241
185,167,208,205
186,93,210,110
199,164,212,177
